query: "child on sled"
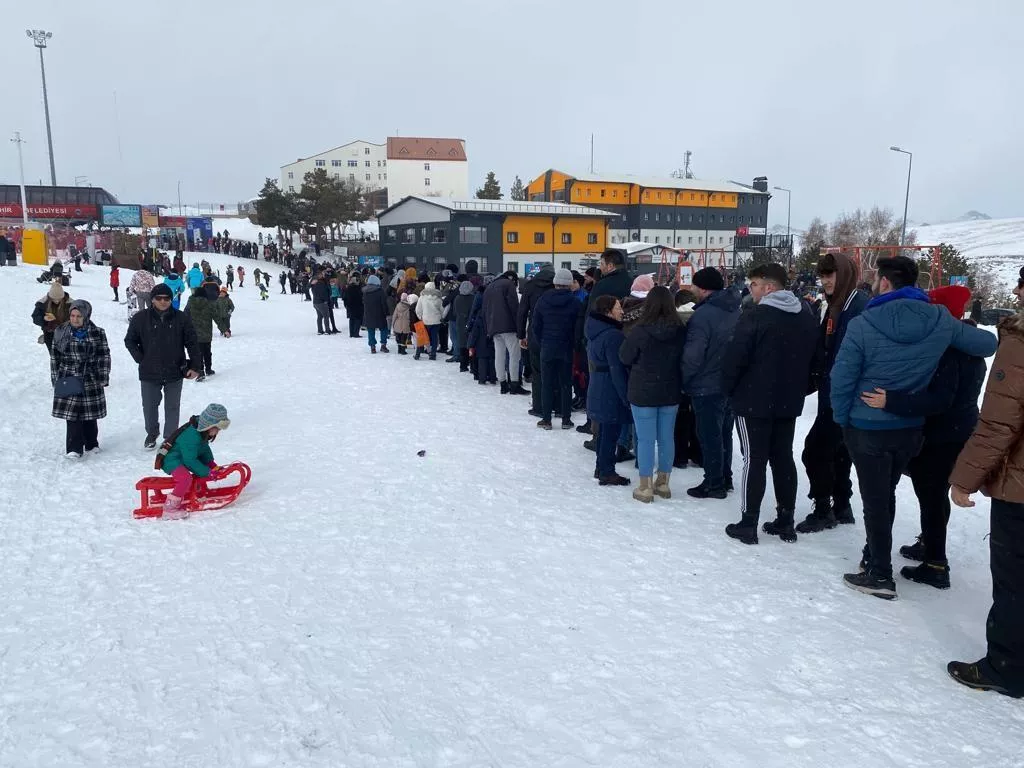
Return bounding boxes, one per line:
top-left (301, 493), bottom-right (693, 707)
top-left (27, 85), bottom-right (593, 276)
top-left (157, 403), bottom-right (231, 519)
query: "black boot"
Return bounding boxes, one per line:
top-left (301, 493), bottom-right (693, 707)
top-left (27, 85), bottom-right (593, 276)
top-left (900, 561), bottom-right (951, 589)
top-left (414, 348), bottom-right (421, 360)
top-left (795, 499), bottom-right (839, 534)
top-left (725, 517), bottom-right (759, 545)
top-left (833, 499), bottom-right (855, 525)
top-left (948, 659), bottom-right (1024, 698)
top-left (576, 419), bottom-right (592, 434)
top-left (398, 345), bottom-right (407, 355)
top-left (762, 509), bottom-right (798, 542)
top-left (687, 482), bottom-right (727, 500)
top-left (510, 381), bottom-right (530, 396)
top-left (599, 473), bottom-right (631, 486)
top-left (615, 445), bottom-right (635, 463)
top-left (500, 380), bottom-right (509, 394)
top-left (899, 536), bottom-right (926, 562)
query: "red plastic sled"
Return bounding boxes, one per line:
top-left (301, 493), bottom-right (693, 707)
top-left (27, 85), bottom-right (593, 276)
top-left (133, 462), bottom-right (252, 519)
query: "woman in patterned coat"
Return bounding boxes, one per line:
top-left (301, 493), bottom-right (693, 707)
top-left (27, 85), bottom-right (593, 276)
top-left (51, 299), bottom-right (111, 458)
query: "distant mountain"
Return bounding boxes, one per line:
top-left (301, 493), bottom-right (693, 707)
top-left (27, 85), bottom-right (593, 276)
top-left (956, 210), bottom-right (992, 222)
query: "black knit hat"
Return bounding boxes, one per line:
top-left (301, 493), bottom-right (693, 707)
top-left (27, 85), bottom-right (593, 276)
top-left (151, 283), bottom-right (173, 299)
top-left (693, 267), bottom-right (724, 292)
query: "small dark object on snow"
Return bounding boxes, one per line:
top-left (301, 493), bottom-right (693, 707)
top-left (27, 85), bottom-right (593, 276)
top-left (417, 450), bottom-right (426, 457)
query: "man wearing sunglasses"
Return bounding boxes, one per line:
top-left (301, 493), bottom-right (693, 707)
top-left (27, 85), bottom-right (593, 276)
top-left (125, 282), bottom-right (202, 450)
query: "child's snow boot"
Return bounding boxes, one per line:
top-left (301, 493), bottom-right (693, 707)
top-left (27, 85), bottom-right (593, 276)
top-left (163, 494), bottom-right (189, 520)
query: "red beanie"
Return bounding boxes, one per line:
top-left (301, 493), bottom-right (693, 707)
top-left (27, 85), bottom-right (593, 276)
top-left (928, 285), bottom-right (971, 318)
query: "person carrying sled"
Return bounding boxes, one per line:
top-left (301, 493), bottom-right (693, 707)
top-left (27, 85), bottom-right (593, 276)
top-left (158, 403), bottom-right (231, 520)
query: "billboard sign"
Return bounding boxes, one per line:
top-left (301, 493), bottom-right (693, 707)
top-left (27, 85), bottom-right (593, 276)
top-left (358, 255), bottom-right (382, 268)
top-left (949, 275), bottom-right (969, 286)
top-left (100, 204), bottom-right (143, 227)
top-left (0, 203), bottom-right (98, 220)
top-left (186, 217), bottom-right (214, 246)
top-left (141, 205), bottom-right (160, 228)
top-left (158, 215), bottom-right (187, 229)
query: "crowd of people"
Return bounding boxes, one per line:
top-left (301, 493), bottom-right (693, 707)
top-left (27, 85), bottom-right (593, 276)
top-left (29, 242), bottom-right (1024, 699)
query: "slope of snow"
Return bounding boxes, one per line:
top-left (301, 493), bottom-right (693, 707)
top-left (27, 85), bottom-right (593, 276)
top-left (1, 256), bottom-right (1021, 767)
top-left (914, 217), bottom-right (1024, 288)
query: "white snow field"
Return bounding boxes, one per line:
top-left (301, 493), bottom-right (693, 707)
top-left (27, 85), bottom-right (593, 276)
top-left (1, 253), bottom-right (1022, 768)
top-left (914, 218), bottom-right (1024, 290)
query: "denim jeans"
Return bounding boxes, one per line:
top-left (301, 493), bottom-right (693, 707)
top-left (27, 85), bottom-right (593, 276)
top-left (631, 404), bottom-right (679, 477)
top-left (596, 420), bottom-right (620, 477)
top-left (691, 394), bottom-right (733, 488)
top-left (448, 319), bottom-right (459, 353)
top-left (427, 324), bottom-right (440, 353)
top-left (367, 327), bottom-right (390, 348)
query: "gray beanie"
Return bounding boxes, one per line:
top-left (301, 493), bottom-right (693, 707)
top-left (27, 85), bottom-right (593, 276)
top-left (553, 268), bottom-right (573, 287)
top-left (459, 280), bottom-right (474, 296)
top-left (69, 299), bottom-right (92, 324)
top-left (197, 403), bottom-right (230, 432)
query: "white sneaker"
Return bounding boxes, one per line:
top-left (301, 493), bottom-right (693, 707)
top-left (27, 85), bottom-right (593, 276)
top-left (163, 495), bottom-right (189, 520)
top-left (86, 447), bottom-right (101, 456)
top-left (64, 451), bottom-right (82, 460)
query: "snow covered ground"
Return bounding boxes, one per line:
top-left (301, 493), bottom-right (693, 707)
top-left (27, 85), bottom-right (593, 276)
top-left (914, 218), bottom-right (1024, 289)
top-left (1, 254), bottom-right (1022, 767)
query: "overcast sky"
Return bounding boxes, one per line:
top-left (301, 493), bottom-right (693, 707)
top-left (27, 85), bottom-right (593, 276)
top-left (4, 0), bottom-right (1021, 228)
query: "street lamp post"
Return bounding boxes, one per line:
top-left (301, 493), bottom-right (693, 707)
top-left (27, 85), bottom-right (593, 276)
top-left (177, 181), bottom-right (183, 216)
top-left (773, 185), bottom-right (792, 268)
top-left (890, 146), bottom-right (913, 247)
top-left (10, 132), bottom-right (30, 225)
top-left (26, 29), bottom-right (57, 187)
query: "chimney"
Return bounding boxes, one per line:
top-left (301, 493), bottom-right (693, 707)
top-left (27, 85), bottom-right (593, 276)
top-left (752, 176), bottom-right (768, 193)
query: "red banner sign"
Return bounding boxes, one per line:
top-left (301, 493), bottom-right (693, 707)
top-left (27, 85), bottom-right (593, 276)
top-left (158, 216), bottom-right (187, 228)
top-left (0, 203), bottom-right (98, 220)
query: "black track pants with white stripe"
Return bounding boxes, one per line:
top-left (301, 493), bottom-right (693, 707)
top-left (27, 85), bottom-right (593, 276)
top-left (735, 415), bottom-right (799, 523)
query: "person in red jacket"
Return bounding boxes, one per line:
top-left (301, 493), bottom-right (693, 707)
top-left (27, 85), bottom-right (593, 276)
top-left (110, 264), bottom-right (120, 302)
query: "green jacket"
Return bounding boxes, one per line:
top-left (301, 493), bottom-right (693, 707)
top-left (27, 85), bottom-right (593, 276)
top-left (184, 293), bottom-right (231, 343)
top-left (162, 425), bottom-right (214, 477)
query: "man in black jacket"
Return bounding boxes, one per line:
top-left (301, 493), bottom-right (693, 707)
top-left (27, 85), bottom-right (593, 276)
top-left (587, 249), bottom-right (632, 312)
top-left (124, 283), bottom-right (201, 449)
top-left (483, 271), bottom-right (527, 394)
top-left (518, 265), bottom-right (555, 415)
top-left (310, 272), bottom-right (334, 335)
top-left (720, 263), bottom-right (820, 544)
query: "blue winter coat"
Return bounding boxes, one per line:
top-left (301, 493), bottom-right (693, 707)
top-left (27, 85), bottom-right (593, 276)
top-left (585, 313), bottom-right (630, 425)
top-left (681, 289), bottom-right (741, 396)
top-left (830, 287), bottom-right (998, 430)
top-left (532, 289), bottom-right (582, 361)
top-left (187, 267), bottom-right (204, 289)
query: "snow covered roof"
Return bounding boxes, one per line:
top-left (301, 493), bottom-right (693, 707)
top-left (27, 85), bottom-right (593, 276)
top-left (612, 241), bottom-right (684, 256)
top-left (281, 139), bottom-right (385, 166)
top-left (384, 196), bottom-right (618, 218)
top-left (560, 170), bottom-right (766, 196)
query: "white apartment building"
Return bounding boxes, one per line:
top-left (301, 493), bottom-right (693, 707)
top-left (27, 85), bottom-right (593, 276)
top-left (279, 139), bottom-right (388, 195)
top-left (384, 137), bottom-right (469, 203)
top-left (278, 137), bottom-right (469, 209)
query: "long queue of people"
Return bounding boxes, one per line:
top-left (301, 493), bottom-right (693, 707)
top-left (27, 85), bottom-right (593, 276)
top-left (315, 249), bottom-right (1024, 699)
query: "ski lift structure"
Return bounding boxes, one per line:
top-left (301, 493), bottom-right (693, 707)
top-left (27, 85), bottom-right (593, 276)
top-left (616, 241), bottom-right (728, 286)
top-left (820, 245), bottom-right (943, 290)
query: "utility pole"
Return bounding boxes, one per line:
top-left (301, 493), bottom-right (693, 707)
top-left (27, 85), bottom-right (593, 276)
top-left (774, 186), bottom-right (792, 269)
top-left (590, 134), bottom-right (594, 174)
top-left (890, 146), bottom-right (913, 247)
top-left (26, 29), bottom-right (57, 186)
top-left (11, 132), bottom-right (30, 225)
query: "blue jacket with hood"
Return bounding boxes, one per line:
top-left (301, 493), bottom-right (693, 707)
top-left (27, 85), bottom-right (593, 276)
top-left (830, 287), bottom-right (997, 429)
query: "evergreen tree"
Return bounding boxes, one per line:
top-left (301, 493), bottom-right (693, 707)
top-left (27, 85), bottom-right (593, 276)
top-left (254, 178), bottom-right (286, 230)
top-left (509, 175), bottom-right (526, 201)
top-left (475, 171), bottom-right (502, 200)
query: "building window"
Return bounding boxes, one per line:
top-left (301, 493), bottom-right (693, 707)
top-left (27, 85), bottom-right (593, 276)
top-left (534, 232), bottom-right (545, 244)
top-left (690, 193), bottom-right (696, 201)
top-left (383, 160), bottom-right (386, 166)
top-left (288, 171), bottom-right (294, 179)
top-left (364, 147), bottom-right (370, 154)
top-left (377, 160), bottom-right (382, 167)
top-left (698, 236), bottom-right (704, 244)
top-left (332, 160), bottom-right (342, 167)
top-left (424, 178), bottom-right (431, 187)
top-left (366, 174), bottom-right (371, 181)
top-left (365, 160), bottom-right (370, 167)
top-left (655, 212), bottom-right (661, 222)
top-left (288, 185), bottom-right (294, 192)
top-left (402, 228), bottom-right (416, 244)
top-left (387, 228), bottom-right (397, 241)
top-left (587, 233), bottom-right (598, 245)
top-left (378, 174), bottom-right (382, 180)
top-left (710, 214), bottom-right (716, 224)
top-left (698, 215), bottom-right (704, 224)
top-left (561, 233), bottom-right (572, 245)
top-left (655, 236), bottom-right (660, 244)
top-left (688, 236), bottom-right (693, 244)
top-left (612, 189), bottom-right (617, 198)
top-left (433, 228), bottom-right (447, 243)
top-left (459, 226), bottom-right (488, 244)
top-left (424, 163), bottom-right (431, 171)
top-left (384, 174), bottom-right (387, 180)
top-left (600, 189), bottom-right (606, 198)
top-left (552, 190), bottom-right (565, 202)
top-left (315, 159), bottom-right (326, 167)
top-left (644, 212), bottom-right (650, 221)
top-left (507, 232), bottom-right (519, 244)
top-left (420, 227), bottom-right (428, 241)
top-left (348, 160), bottom-right (358, 167)
top-left (729, 237), bottom-right (734, 245)
top-left (349, 174), bottom-right (355, 182)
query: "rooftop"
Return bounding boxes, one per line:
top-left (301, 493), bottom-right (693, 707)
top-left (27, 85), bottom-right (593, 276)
top-left (390, 196), bottom-right (618, 218)
top-left (387, 137), bottom-right (467, 162)
top-left (281, 139), bottom-right (384, 166)
top-left (559, 170), bottom-right (766, 196)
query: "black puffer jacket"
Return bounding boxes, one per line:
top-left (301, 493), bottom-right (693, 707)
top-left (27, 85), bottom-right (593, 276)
top-left (362, 284), bottom-right (390, 329)
top-left (720, 290), bottom-right (820, 419)
top-left (618, 322), bottom-right (687, 407)
top-left (124, 306), bottom-right (201, 383)
top-left (883, 341), bottom-right (987, 444)
top-left (517, 267), bottom-right (555, 342)
top-left (587, 267), bottom-right (633, 311)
